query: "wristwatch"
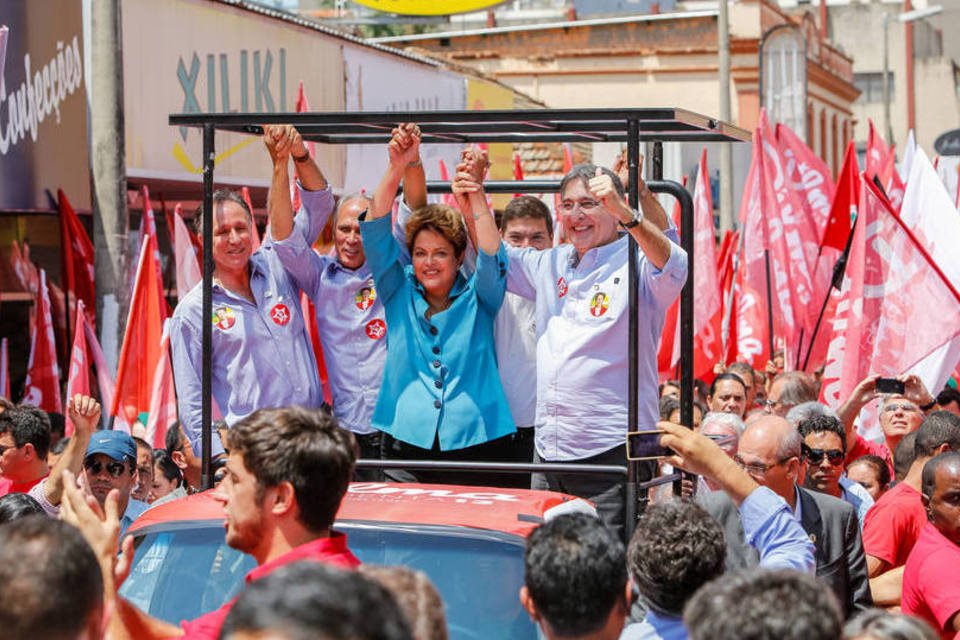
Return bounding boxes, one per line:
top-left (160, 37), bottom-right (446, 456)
top-left (619, 210), bottom-right (643, 230)
top-left (292, 150), bottom-right (311, 163)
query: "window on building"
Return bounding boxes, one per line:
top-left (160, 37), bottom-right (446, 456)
top-left (854, 72), bottom-right (895, 103)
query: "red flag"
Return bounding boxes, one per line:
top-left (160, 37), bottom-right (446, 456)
top-left (657, 177), bottom-right (686, 377)
top-left (865, 120), bottom-right (906, 211)
top-left (58, 190), bottom-right (96, 328)
top-left (513, 151), bottom-right (524, 199)
top-left (173, 204), bottom-right (201, 299)
top-left (111, 239), bottom-right (166, 431)
top-left (84, 320), bottom-right (115, 416)
top-left (821, 142), bottom-right (860, 251)
top-left (22, 270), bottom-right (62, 413)
top-left (241, 187), bottom-right (262, 252)
top-left (776, 123), bottom-right (835, 237)
top-left (300, 293), bottom-right (332, 406)
top-left (820, 177), bottom-right (960, 429)
top-left (64, 299), bottom-right (91, 436)
top-left (145, 326), bottom-right (177, 449)
top-left (691, 151), bottom-right (723, 380)
top-left (289, 81), bottom-right (317, 217)
top-left (0, 338), bottom-right (10, 400)
top-left (138, 185), bottom-right (171, 317)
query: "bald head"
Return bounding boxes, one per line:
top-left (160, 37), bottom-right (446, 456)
top-left (737, 415), bottom-right (803, 502)
top-left (741, 416), bottom-right (801, 457)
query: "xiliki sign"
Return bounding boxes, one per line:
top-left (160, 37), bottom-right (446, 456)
top-left (176, 47), bottom-right (290, 141)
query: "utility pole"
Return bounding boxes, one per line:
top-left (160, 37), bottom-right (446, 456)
top-left (90, 0), bottom-right (129, 373)
top-left (718, 0), bottom-right (735, 231)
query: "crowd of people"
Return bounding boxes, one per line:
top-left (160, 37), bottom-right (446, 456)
top-left (1, 122), bottom-right (960, 639)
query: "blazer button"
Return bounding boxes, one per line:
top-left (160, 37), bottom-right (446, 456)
top-left (432, 346), bottom-right (440, 354)
top-left (434, 379), bottom-right (443, 389)
top-left (429, 326), bottom-right (438, 335)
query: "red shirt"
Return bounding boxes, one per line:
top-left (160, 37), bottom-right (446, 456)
top-left (902, 523), bottom-right (960, 639)
top-left (180, 532), bottom-right (360, 639)
top-left (846, 434), bottom-right (894, 477)
top-left (862, 482), bottom-right (926, 568)
top-left (0, 474), bottom-right (45, 498)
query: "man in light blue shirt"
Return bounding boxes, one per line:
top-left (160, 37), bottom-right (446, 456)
top-left (169, 129), bottom-right (331, 458)
top-left (501, 162), bottom-right (687, 537)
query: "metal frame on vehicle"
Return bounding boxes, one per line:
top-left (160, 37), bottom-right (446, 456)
top-left (168, 107), bottom-right (749, 541)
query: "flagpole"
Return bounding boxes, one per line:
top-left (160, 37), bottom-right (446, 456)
top-left (763, 250), bottom-right (775, 358)
top-left (201, 123), bottom-right (215, 491)
top-left (801, 204), bottom-right (860, 371)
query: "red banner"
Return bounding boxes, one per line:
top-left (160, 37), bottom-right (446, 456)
top-left (64, 299), bottom-right (91, 436)
top-left (145, 327), bottom-right (177, 449)
top-left (865, 120), bottom-right (905, 211)
top-left (22, 270), bottom-right (62, 412)
top-left (58, 190), bottom-right (96, 328)
top-left (692, 150), bottom-right (723, 380)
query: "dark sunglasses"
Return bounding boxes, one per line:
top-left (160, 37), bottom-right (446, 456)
top-left (83, 459), bottom-right (128, 478)
top-left (802, 445), bottom-right (844, 466)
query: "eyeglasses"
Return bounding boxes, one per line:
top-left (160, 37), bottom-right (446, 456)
top-left (802, 445), bottom-right (845, 466)
top-left (762, 399), bottom-right (794, 412)
top-left (558, 199), bottom-right (601, 215)
top-left (734, 455), bottom-right (794, 475)
top-left (882, 402), bottom-right (920, 413)
top-left (83, 459), bottom-right (128, 478)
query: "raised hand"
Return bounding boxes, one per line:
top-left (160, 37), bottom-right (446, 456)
top-left (263, 124), bottom-right (297, 164)
top-left (388, 123), bottom-right (422, 168)
top-left (67, 394), bottom-right (100, 436)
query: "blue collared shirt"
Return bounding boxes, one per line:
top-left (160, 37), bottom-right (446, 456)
top-left (360, 213), bottom-right (515, 450)
top-left (273, 187), bottom-right (385, 435)
top-left (620, 610), bottom-right (687, 640)
top-left (121, 498), bottom-right (149, 538)
top-left (170, 216), bottom-right (325, 456)
top-left (741, 486), bottom-right (816, 572)
top-left (839, 475), bottom-right (875, 529)
top-left (505, 230), bottom-right (687, 461)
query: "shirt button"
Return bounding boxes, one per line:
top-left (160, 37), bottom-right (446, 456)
top-left (432, 346), bottom-right (440, 354)
top-left (433, 360), bottom-right (441, 368)
top-left (434, 400), bottom-right (442, 409)
top-left (429, 326), bottom-right (438, 335)
top-left (434, 379), bottom-right (442, 389)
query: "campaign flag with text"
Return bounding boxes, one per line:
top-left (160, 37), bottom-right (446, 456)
top-left (137, 185), bottom-right (170, 316)
top-left (173, 204), bottom-right (201, 299)
top-left (820, 177), bottom-right (960, 438)
top-left (691, 150), bottom-right (723, 380)
top-left (64, 299), bottom-right (91, 436)
top-left (84, 321), bottom-right (115, 418)
top-left (58, 190), bottom-right (96, 327)
top-left (865, 120), bottom-right (905, 211)
top-left (22, 270), bottom-right (62, 413)
top-left (145, 325), bottom-right (178, 449)
top-left (112, 239), bottom-right (166, 432)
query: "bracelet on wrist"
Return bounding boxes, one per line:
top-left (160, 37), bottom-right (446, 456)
top-left (408, 159), bottom-right (423, 168)
top-left (292, 151), bottom-right (311, 163)
top-left (919, 399), bottom-right (937, 412)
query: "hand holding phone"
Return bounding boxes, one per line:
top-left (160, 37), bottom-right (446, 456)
top-left (875, 377), bottom-right (905, 395)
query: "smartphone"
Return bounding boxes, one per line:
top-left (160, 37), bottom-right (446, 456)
top-left (876, 377), bottom-right (905, 395)
top-left (626, 430), bottom-right (672, 461)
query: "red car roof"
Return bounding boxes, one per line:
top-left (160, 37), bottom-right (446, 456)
top-left (129, 482), bottom-right (581, 539)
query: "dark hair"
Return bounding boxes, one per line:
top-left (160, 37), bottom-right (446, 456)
top-left (843, 608), bottom-right (938, 640)
top-left (0, 405), bottom-right (51, 459)
top-left (359, 565), bottom-right (448, 640)
top-left (0, 516), bottom-right (103, 640)
top-left (726, 362), bottom-right (756, 388)
top-left (0, 396), bottom-right (14, 411)
top-left (659, 379), bottom-right (680, 395)
top-left (914, 411), bottom-right (960, 458)
top-left (797, 414), bottom-right (847, 454)
top-left (894, 432), bottom-right (919, 482)
top-left (501, 196), bottom-right (553, 237)
top-left (936, 386), bottom-right (960, 409)
top-left (192, 188), bottom-right (252, 236)
top-left (710, 372), bottom-right (747, 397)
top-left (848, 455), bottom-right (891, 491)
top-left (153, 449), bottom-right (183, 488)
top-left (685, 569), bottom-right (842, 640)
top-left (524, 513), bottom-right (626, 637)
top-left (221, 562), bottom-right (412, 640)
top-left (921, 451), bottom-right (960, 501)
top-left (226, 407), bottom-right (355, 532)
top-left (405, 204), bottom-right (468, 259)
top-left (769, 371), bottom-right (820, 407)
top-left (45, 412), bottom-right (65, 440)
top-left (659, 395), bottom-right (681, 421)
top-left (49, 436), bottom-right (70, 457)
top-left (0, 493), bottom-right (45, 524)
top-left (165, 421), bottom-right (185, 457)
top-left (628, 502), bottom-right (725, 615)
top-left (132, 436), bottom-right (152, 454)
top-left (559, 163), bottom-right (625, 200)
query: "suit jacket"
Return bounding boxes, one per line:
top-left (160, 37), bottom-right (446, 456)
top-left (698, 486), bottom-right (872, 618)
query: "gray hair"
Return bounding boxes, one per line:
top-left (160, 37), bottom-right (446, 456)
top-left (842, 608), bottom-right (938, 640)
top-left (700, 411), bottom-right (746, 438)
top-left (785, 402), bottom-right (838, 429)
top-left (771, 372), bottom-right (820, 407)
top-left (334, 192), bottom-right (374, 225)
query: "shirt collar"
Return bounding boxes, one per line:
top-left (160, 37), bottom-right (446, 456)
top-left (566, 233), bottom-right (626, 269)
top-left (791, 485), bottom-right (803, 522)
top-left (246, 533), bottom-right (351, 583)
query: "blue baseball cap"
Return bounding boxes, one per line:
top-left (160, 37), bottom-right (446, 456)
top-left (84, 430), bottom-right (137, 464)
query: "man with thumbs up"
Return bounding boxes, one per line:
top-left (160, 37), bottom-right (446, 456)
top-left (499, 162), bottom-right (687, 538)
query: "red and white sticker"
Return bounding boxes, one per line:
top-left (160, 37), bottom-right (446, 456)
top-left (270, 303), bottom-right (291, 326)
top-left (557, 277), bottom-right (568, 298)
top-left (365, 319), bottom-right (386, 340)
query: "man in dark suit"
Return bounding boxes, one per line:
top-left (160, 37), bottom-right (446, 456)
top-left (699, 415), bottom-right (872, 618)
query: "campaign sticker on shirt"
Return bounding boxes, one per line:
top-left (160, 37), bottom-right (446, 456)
top-left (270, 303), bottom-right (291, 326)
top-left (589, 292), bottom-right (609, 317)
top-left (212, 306), bottom-right (236, 331)
top-left (557, 277), bottom-right (568, 298)
top-left (355, 285), bottom-right (377, 311)
top-left (365, 319), bottom-right (386, 340)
